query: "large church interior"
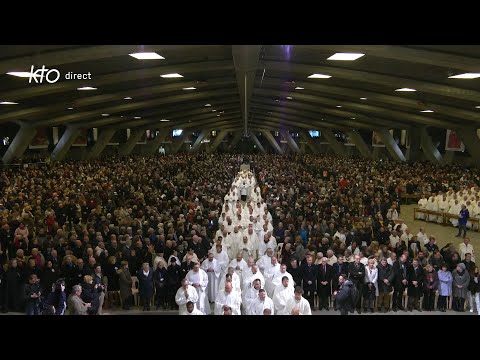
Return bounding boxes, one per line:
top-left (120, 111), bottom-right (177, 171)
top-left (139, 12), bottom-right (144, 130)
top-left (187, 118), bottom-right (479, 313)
top-left (1, 45), bottom-right (479, 315)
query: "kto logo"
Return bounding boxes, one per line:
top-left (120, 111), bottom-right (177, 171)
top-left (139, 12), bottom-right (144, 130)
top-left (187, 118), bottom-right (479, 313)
top-left (28, 65), bottom-right (92, 84)
top-left (29, 65), bottom-right (60, 83)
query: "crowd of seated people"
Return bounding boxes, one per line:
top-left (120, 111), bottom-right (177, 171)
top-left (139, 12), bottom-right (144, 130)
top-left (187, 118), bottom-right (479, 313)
top-left (0, 153), bottom-right (478, 315)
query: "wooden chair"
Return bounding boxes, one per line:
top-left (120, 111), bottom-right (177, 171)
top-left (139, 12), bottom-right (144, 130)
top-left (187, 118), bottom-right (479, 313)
top-left (131, 276), bottom-right (140, 306)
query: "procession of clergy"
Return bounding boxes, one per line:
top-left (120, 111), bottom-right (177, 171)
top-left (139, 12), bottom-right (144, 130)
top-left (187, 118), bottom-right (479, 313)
top-left (175, 169), bottom-right (310, 315)
top-left (416, 188), bottom-right (480, 228)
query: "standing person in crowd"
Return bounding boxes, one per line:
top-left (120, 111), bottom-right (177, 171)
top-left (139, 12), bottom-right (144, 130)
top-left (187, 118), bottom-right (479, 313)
top-left (186, 262), bottom-right (209, 314)
top-left (153, 260), bottom-right (168, 310)
top-left (300, 254), bottom-right (317, 311)
top-left (423, 264), bottom-right (438, 311)
top-left (377, 257), bottom-right (394, 313)
top-left (118, 261), bottom-right (133, 310)
top-left (166, 257), bottom-right (182, 310)
top-left (333, 275), bottom-right (354, 315)
top-left (456, 205), bottom-right (469, 238)
top-left (285, 286), bottom-right (312, 315)
top-left (175, 278), bottom-right (199, 315)
top-left (363, 259), bottom-right (378, 313)
top-left (348, 255), bottom-right (365, 314)
top-left (392, 254), bottom-right (408, 312)
top-left (316, 257), bottom-right (333, 311)
top-left (407, 259), bottom-right (424, 312)
top-left (468, 266), bottom-right (480, 315)
top-left (43, 279), bottom-right (66, 315)
top-left (452, 263), bottom-right (470, 312)
top-left (437, 263), bottom-right (453, 312)
top-left (137, 262), bottom-right (154, 311)
top-left (24, 274), bottom-right (42, 315)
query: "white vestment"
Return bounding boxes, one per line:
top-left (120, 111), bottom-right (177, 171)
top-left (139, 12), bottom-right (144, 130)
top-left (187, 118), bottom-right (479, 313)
top-left (185, 308), bottom-right (205, 315)
top-left (242, 269), bottom-right (265, 291)
top-left (285, 296), bottom-right (312, 315)
top-left (186, 269), bottom-right (209, 315)
top-left (228, 258), bottom-right (248, 280)
top-left (263, 263), bottom-right (280, 298)
top-left (273, 284), bottom-right (295, 315)
top-left (201, 258), bottom-right (221, 302)
top-left (218, 272), bottom-right (242, 296)
top-left (249, 296), bottom-right (275, 315)
top-left (175, 285), bottom-right (199, 315)
top-left (214, 289), bottom-right (242, 315)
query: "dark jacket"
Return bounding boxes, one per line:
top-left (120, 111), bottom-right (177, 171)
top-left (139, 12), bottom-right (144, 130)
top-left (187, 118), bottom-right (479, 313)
top-left (348, 262), bottom-right (365, 286)
top-left (377, 263), bottom-right (394, 293)
top-left (335, 279), bottom-right (354, 314)
top-left (137, 268), bottom-right (154, 298)
top-left (423, 269), bottom-right (439, 292)
top-left (407, 265), bottom-right (425, 296)
top-left (392, 260), bottom-right (408, 288)
top-left (300, 262), bottom-right (317, 291)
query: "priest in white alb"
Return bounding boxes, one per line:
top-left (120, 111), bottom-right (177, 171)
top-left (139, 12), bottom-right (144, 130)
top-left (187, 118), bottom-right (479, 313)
top-left (186, 263), bottom-right (210, 315)
top-left (175, 278), bottom-right (199, 315)
top-left (285, 286), bottom-right (312, 315)
top-left (248, 289), bottom-right (275, 315)
top-left (215, 281), bottom-right (242, 315)
top-left (201, 251), bottom-right (221, 303)
top-left (273, 276), bottom-right (295, 315)
top-left (263, 256), bottom-right (281, 298)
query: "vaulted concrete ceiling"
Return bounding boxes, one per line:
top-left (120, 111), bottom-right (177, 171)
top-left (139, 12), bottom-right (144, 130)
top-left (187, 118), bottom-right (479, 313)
top-left (1, 45), bottom-right (480, 134)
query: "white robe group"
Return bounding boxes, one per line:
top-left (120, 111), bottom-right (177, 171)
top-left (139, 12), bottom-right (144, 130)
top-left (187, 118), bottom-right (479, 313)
top-left (185, 269), bottom-right (210, 315)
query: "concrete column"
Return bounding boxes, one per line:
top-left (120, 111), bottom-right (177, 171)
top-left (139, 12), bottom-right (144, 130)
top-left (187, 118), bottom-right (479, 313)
top-left (172, 132), bottom-right (187, 153)
top-left (444, 150), bottom-right (455, 164)
top-left (419, 127), bottom-right (443, 164)
top-left (375, 128), bottom-right (406, 161)
top-left (406, 128), bottom-right (421, 161)
top-left (118, 129), bottom-right (145, 156)
top-left (299, 130), bottom-right (319, 154)
top-left (2, 123), bottom-right (38, 164)
top-left (262, 130), bottom-right (283, 154)
top-left (190, 129), bottom-right (209, 152)
top-left (145, 129), bottom-right (170, 155)
top-left (281, 130), bottom-right (301, 153)
top-left (321, 129), bottom-right (346, 156)
top-left (207, 131), bottom-right (228, 154)
top-left (251, 133), bottom-right (266, 153)
top-left (456, 127), bottom-right (480, 164)
top-left (346, 130), bottom-right (372, 159)
top-left (51, 126), bottom-right (81, 162)
top-left (228, 131), bottom-right (243, 151)
top-left (300, 142), bottom-right (306, 154)
top-left (86, 128), bottom-right (116, 160)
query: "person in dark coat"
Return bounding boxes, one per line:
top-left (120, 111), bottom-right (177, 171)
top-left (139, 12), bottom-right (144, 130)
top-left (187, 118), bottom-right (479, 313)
top-left (4, 259), bottom-right (24, 312)
top-left (287, 258), bottom-right (302, 289)
top-left (452, 262), bottom-right (470, 312)
top-left (153, 261), bottom-right (168, 310)
top-left (376, 258), bottom-right (394, 312)
top-left (80, 275), bottom-right (100, 315)
top-left (118, 261), bottom-right (133, 310)
top-left (334, 275), bottom-right (353, 315)
top-left (40, 260), bottom-right (59, 299)
top-left (24, 274), bottom-right (42, 315)
top-left (332, 256), bottom-right (349, 292)
top-left (316, 257), bottom-right (333, 310)
top-left (407, 259), bottom-right (425, 311)
top-left (392, 254), bottom-right (408, 312)
top-left (43, 279), bottom-right (67, 315)
top-left (137, 262), bottom-right (154, 311)
top-left (300, 254), bottom-right (317, 310)
top-left (166, 257), bottom-right (182, 310)
top-left (347, 254), bottom-right (365, 313)
top-left (422, 264), bottom-right (438, 311)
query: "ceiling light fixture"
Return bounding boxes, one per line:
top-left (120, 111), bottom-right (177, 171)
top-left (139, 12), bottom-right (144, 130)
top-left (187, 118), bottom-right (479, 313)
top-left (129, 52), bottom-right (165, 60)
top-left (360, 97), bottom-right (367, 100)
top-left (0, 101), bottom-right (18, 105)
top-left (182, 87), bottom-right (196, 90)
top-left (77, 86), bottom-right (97, 90)
top-left (67, 107), bottom-right (74, 110)
top-left (134, 116), bottom-right (141, 119)
top-left (336, 105), bottom-right (342, 108)
top-left (286, 96), bottom-right (293, 100)
top-left (448, 73), bottom-right (480, 79)
top-left (307, 74), bottom-right (332, 79)
top-left (124, 97), bottom-right (133, 100)
top-left (295, 87), bottom-right (304, 90)
top-left (420, 110), bottom-right (434, 113)
top-left (395, 88), bottom-right (416, 92)
top-left (161, 73), bottom-right (183, 78)
top-left (160, 119), bottom-right (170, 122)
top-left (205, 104), bottom-right (212, 107)
top-left (327, 52), bottom-right (365, 61)
top-left (101, 113), bottom-right (110, 116)
top-left (212, 109), bottom-right (217, 112)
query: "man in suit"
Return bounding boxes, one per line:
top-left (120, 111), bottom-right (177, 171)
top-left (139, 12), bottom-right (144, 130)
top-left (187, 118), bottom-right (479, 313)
top-left (316, 257), bottom-right (333, 310)
top-left (407, 259), bottom-right (424, 311)
top-left (348, 255), bottom-right (365, 314)
top-left (392, 254), bottom-right (409, 312)
top-left (332, 256), bottom-right (349, 292)
top-left (300, 254), bottom-right (317, 310)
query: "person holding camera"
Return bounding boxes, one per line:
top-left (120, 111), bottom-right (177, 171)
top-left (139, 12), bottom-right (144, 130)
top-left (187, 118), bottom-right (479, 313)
top-left (43, 279), bottom-right (66, 315)
top-left (24, 274), bottom-right (42, 315)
